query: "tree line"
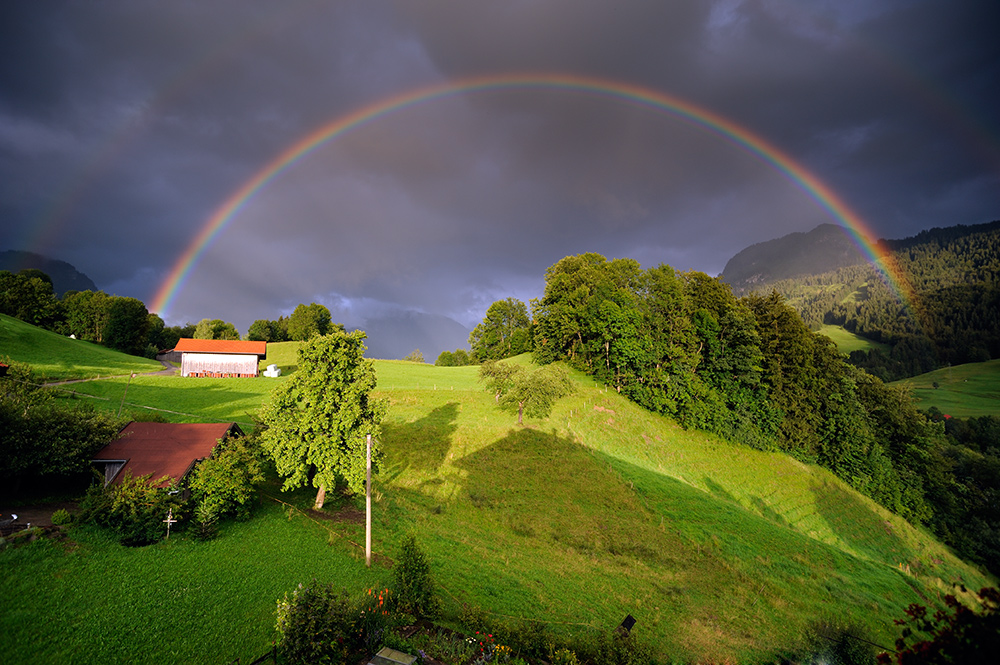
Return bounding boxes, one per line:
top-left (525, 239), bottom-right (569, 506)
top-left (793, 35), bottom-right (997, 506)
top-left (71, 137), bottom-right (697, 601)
top-left (0, 268), bottom-right (345, 356)
top-left (511, 252), bottom-right (997, 574)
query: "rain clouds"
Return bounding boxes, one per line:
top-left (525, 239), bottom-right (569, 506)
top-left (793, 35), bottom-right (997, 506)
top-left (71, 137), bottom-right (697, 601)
top-left (1, 0), bottom-right (998, 338)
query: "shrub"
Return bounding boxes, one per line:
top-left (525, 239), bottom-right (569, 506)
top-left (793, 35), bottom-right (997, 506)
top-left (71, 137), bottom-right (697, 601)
top-left (188, 433), bottom-right (264, 521)
top-left (392, 534), bottom-right (440, 620)
top-left (191, 502), bottom-right (219, 542)
top-left (80, 472), bottom-right (183, 546)
top-left (275, 581), bottom-right (354, 664)
top-left (50, 508), bottom-right (72, 526)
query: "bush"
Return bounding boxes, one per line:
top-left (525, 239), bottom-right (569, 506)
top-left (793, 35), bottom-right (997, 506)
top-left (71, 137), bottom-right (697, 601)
top-left (274, 582), bottom-right (394, 663)
top-left (188, 433), bottom-right (264, 521)
top-left (50, 508), bottom-right (72, 526)
top-left (80, 472), bottom-right (183, 546)
top-left (276, 581), bottom-right (354, 664)
top-left (392, 534), bottom-right (440, 620)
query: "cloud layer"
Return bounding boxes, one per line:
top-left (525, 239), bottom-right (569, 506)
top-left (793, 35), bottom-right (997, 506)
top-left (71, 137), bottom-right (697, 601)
top-left (1, 0), bottom-right (997, 335)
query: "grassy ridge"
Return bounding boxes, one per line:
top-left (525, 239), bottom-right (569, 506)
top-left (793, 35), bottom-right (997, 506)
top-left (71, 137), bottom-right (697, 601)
top-left (1, 332), bottom-right (995, 662)
top-left (892, 359), bottom-right (1000, 417)
top-left (817, 324), bottom-right (891, 356)
top-left (0, 313), bottom-right (162, 381)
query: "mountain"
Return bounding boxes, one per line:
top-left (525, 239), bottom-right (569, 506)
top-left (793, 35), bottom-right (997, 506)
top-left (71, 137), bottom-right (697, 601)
top-left (0, 250), bottom-right (99, 296)
top-left (720, 223), bottom-right (868, 294)
top-left (352, 310), bottom-right (470, 361)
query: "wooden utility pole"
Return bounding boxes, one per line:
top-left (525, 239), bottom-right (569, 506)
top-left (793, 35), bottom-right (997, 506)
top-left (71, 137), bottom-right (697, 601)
top-left (366, 433), bottom-right (372, 567)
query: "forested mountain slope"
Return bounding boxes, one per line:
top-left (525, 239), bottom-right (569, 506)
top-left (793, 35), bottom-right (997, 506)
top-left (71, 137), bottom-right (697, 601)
top-left (730, 220), bottom-right (1000, 381)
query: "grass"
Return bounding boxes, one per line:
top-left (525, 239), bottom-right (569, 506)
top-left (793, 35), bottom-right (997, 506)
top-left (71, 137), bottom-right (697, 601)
top-left (1, 326), bottom-right (995, 663)
top-left (817, 324), bottom-right (891, 356)
top-left (892, 359), bottom-right (1000, 418)
top-left (0, 313), bottom-right (162, 381)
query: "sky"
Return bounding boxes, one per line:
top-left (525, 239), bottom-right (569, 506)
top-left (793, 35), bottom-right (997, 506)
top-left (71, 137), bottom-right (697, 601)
top-left (1, 0), bottom-right (998, 340)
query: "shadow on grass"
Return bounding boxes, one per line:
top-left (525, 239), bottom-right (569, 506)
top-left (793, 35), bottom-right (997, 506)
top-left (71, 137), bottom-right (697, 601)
top-left (808, 476), bottom-right (913, 568)
top-left (382, 402), bottom-right (459, 480)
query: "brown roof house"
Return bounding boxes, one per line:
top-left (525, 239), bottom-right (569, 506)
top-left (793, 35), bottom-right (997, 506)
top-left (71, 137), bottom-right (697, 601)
top-left (174, 338), bottom-right (267, 378)
top-left (92, 421), bottom-right (243, 488)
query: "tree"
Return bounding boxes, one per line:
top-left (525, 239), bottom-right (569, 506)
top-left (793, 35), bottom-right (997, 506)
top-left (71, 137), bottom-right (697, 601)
top-left (259, 331), bottom-right (387, 509)
top-left (403, 349), bottom-right (424, 363)
top-left (479, 360), bottom-right (573, 425)
top-left (0, 270), bottom-right (57, 325)
top-left (469, 297), bottom-right (531, 362)
top-left (194, 318), bottom-right (240, 340)
top-left (286, 303), bottom-right (339, 341)
top-left (103, 296), bottom-right (150, 355)
top-left (62, 290), bottom-right (111, 342)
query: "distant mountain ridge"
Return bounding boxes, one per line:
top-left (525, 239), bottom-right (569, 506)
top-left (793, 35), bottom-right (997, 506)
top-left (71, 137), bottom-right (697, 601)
top-left (720, 224), bottom-right (868, 294)
top-left (350, 310), bottom-right (470, 361)
top-left (0, 250), bottom-right (98, 296)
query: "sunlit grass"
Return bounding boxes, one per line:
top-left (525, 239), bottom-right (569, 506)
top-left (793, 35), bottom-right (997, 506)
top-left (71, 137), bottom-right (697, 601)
top-left (817, 324), bottom-right (891, 355)
top-left (3, 347), bottom-right (994, 662)
top-left (0, 313), bottom-right (162, 381)
top-left (893, 359), bottom-right (1000, 417)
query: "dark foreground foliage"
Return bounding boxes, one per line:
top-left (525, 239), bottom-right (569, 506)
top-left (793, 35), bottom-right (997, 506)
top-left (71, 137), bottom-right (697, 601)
top-left (877, 587), bottom-right (1000, 664)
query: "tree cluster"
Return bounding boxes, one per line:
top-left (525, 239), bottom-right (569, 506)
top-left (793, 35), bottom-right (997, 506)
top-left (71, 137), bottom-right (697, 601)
top-left (435, 348), bottom-right (473, 366)
top-left (0, 359), bottom-right (126, 495)
top-left (529, 253), bottom-right (1000, 573)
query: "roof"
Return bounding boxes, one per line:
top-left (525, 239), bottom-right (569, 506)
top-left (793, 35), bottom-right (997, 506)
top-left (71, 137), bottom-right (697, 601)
top-left (174, 338), bottom-right (267, 357)
top-left (93, 422), bottom-right (242, 487)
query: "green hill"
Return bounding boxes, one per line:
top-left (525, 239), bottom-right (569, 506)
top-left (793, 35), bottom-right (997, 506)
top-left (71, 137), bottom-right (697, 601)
top-left (1, 312), bottom-right (162, 381)
top-left (892, 359), bottom-right (1000, 418)
top-left (6, 348), bottom-right (992, 663)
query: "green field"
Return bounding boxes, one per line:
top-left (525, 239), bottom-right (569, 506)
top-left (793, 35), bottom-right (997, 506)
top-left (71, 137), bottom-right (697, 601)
top-left (1, 313), bottom-right (162, 381)
top-left (893, 359), bottom-right (1000, 417)
top-left (817, 324), bottom-right (891, 355)
top-left (0, 329), bottom-right (995, 663)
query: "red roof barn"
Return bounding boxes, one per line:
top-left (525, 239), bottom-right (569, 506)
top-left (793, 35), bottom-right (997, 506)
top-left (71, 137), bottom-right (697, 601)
top-left (92, 421), bottom-right (243, 487)
top-left (174, 338), bottom-right (267, 378)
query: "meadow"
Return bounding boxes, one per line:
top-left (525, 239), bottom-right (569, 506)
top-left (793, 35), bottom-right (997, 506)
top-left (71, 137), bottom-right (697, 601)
top-left (0, 313), bottom-right (162, 381)
top-left (817, 324), bottom-right (892, 356)
top-left (1, 336), bottom-right (995, 663)
top-left (892, 359), bottom-right (1000, 418)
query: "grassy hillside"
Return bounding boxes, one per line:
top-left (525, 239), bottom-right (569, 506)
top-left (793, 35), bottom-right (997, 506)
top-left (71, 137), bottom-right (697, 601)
top-left (817, 324), bottom-right (891, 355)
top-left (1, 347), bottom-right (994, 662)
top-left (1, 313), bottom-right (162, 381)
top-left (892, 359), bottom-right (1000, 417)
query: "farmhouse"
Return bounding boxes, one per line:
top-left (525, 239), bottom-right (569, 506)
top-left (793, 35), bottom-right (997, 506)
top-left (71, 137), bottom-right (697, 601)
top-left (174, 338), bottom-right (267, 377)
top-left (92, 421), bottom-right (243, 488)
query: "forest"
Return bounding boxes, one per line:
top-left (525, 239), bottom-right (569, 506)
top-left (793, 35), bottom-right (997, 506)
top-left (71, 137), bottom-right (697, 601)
top-left (765, 221), bottom-right (1000, 381)
top-left (522, 253), bottom-right (999, 574)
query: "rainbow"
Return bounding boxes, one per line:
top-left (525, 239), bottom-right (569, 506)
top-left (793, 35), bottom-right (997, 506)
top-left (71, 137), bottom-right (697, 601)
top-left (151, 72), bottom-right (914, 317)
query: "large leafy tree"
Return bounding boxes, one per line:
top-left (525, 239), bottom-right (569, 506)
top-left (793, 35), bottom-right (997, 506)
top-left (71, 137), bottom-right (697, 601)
top-left (478, 360), bottom-right (573, 425)
top-left (259, 331), bottom-right (387, 509)
top-left (103, 296), bottom-right (150, 355)
top-left (0, 270), bottom-right (58, 325)
top-left (286, 303), bottom-right (340, 341)
top-left (194, 318), bottom-right (240, 340)
top-left (469, 297), bottom-right (532, 362)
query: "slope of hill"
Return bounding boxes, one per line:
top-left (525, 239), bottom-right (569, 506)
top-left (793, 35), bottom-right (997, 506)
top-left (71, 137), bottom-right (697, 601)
top-left (892, 359), bottom-right (1000, 418)
top-left (0, 249), bottom-right (99, 295)
top-left (720, 224), bottom-right (868, 295)
top-left (0, 313), bottom-right (161, 380)
top-left (23, 354), bottom-right (992, 662)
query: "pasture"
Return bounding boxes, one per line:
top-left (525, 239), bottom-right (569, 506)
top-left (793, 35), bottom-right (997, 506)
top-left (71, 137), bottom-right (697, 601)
top-left (893, 359), bottom-right (1000, 418)
top-left (0, 337), bottom-right (994, 663)
top-left (817, 324), bottom-right (892, 356)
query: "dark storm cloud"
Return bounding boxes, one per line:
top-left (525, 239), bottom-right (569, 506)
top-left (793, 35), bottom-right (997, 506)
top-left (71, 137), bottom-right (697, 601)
top-left (1, 0), bottom-right (997, 340)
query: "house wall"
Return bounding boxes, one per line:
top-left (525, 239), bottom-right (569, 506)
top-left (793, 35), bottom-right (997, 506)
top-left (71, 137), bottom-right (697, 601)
top-left (181, 352), bottom-right (259, 377)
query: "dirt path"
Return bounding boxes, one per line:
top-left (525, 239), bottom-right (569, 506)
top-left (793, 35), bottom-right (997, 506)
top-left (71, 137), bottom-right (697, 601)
top-left (0, 500), bottom-right (78, 528)
top-left (43, 359), bottom-right (178, 387)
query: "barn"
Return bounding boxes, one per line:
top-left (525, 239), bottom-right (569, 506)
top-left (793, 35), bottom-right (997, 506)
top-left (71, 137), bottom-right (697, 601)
top-left (92, 421), bottom-right (243, 488)
top-left (174, 338), bottom-right (267, 377)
